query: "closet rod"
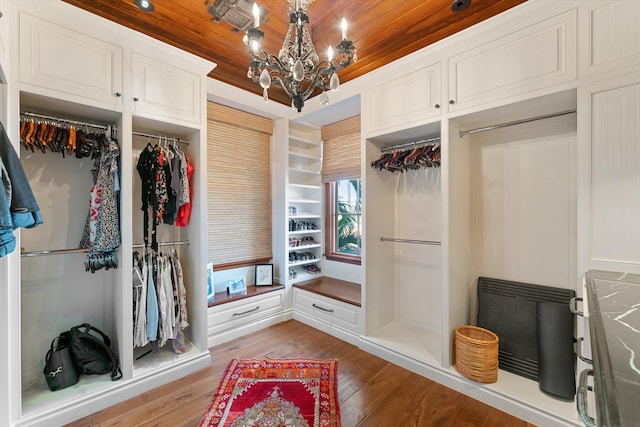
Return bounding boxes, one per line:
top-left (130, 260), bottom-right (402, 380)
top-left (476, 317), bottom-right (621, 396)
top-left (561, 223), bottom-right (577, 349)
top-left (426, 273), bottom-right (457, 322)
top-left (21, 112), bottom-right (110, 130)
top-left (21, 247), bottom-right (90, 257)
top-left (458, 109), bottom-right (576, 137)
top-left (131, 240), bottom-right (190, 249)
top-left (381, 136), bottom-right (441, 154)
top-left (133, 131), bottom-right (190, 145)
top-left (380, 237), bottom-right (441, 246)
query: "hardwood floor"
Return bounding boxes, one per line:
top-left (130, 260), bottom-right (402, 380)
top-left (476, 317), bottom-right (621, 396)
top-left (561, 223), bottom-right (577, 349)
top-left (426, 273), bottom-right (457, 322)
top-left (65, 320), bottom-right (536, 427)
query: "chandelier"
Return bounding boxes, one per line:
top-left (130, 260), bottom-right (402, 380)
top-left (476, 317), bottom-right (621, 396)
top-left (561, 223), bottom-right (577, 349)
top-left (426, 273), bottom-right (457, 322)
top-left (245, 0), bottom-right (357, 112)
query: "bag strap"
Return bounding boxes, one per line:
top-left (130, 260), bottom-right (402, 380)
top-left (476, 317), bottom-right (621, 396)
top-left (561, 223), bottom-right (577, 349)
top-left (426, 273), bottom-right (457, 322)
top-left (75, 323), bottom-right (112, 347)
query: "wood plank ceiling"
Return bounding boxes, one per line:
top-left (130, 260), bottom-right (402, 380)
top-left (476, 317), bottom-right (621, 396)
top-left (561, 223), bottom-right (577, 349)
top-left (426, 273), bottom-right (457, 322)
top-left (62, 0), bottom-right (527, 106)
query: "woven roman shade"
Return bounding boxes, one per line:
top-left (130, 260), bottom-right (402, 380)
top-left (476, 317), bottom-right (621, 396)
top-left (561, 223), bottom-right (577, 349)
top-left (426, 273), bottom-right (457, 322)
top-left (207, 102), bottom-right (273, 269)
top-left (321, 115), bottom-right (361, 182)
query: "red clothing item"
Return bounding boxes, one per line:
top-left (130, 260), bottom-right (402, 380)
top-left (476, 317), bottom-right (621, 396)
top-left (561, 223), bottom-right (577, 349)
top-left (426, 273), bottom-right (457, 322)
top-left (176, 156), bottom-right (193, 227)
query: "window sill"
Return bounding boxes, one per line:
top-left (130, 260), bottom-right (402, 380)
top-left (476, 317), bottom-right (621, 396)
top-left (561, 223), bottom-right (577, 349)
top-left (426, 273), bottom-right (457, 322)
top-left (325, 253), bottom-right (361, 265)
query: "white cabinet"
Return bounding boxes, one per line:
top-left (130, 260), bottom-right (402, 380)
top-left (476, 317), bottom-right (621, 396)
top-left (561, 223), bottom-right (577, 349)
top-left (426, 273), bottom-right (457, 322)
top-left (131, 52), bottom-right (202, 125)
top-left (293, 288), bottom-right (360, 336)
top-left (287, 125), bottom-right (323, 284)
top-left (364, 63), bottom-right (441, 137)
top-left (19, 13), bottom-right (123, 108)
top-left (579, 74), bottom-right (640, 273)
top-left (447, 9), bottom-right (577, 114)
top-left (581, 0), bottom-right (640, 79)
top-left (207, 290), bottom-right (286, 347)
top-left (3, 2), bottom-right (214, 426)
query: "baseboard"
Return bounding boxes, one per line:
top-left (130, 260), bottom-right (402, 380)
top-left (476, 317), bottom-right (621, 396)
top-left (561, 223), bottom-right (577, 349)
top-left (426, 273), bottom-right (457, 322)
top-left (358, 336), bottom-right (580, 427)
top-left (16, 352), bottom-right (211, 427)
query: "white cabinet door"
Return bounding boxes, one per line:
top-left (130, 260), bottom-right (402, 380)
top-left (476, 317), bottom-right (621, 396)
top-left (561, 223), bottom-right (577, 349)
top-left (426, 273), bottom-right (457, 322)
top-left (19, 13), bottom-right (123, 107)
top-left (364, 63), bottom-right (441, 137)
top-left (583, 0), bottom-right (640, 78)
top-left (131, 52), bottom-right (201, 125)
top-left (448, 9), bottom-right (577, 113)
top-left (583, 76), bottom-right (640, 270)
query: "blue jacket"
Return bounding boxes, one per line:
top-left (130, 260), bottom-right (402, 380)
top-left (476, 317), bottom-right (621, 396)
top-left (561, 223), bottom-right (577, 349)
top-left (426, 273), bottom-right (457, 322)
top-left (0, 123), bottom-right (43, 257)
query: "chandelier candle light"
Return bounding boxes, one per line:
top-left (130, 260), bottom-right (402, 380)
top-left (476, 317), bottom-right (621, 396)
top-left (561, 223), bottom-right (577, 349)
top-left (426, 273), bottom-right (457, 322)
top-left (245, 0), bottom-right (357, 112)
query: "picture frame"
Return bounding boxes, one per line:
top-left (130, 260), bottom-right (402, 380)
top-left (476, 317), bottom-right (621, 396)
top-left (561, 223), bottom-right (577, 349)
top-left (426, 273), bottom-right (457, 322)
top-left (255, 264), bottom-right (274, 286)
top-left (207, 262), bottom-right (215, 303)
top-left (227, 277), bottom-right (247, 295)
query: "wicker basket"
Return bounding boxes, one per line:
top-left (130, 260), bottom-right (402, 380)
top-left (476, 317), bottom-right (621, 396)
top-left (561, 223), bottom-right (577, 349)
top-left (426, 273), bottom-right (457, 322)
top-left (455, 325), bottom-right (499, 383)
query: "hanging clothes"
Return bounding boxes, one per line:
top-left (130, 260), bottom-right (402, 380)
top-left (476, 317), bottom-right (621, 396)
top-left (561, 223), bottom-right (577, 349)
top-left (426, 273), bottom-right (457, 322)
top-left (79, 130), bottom-right (121, 272)
top-left (133, 249), bottom-right (188, 354)
top-left (175, 154), bottom-right (193, 227)
top-left (0, 122), bottom-right (43, 257)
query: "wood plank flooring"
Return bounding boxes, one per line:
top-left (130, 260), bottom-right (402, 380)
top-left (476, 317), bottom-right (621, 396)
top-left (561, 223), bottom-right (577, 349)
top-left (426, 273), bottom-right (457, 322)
top-left (65, 320), bottom-right (536, 427)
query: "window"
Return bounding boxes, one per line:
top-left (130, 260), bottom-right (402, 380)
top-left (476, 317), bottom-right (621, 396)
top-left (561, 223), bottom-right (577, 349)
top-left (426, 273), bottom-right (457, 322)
top-left (207, 102), bottom-right (273, 270)
top-left (325, 179), bottom-right (362, 264)
top-left (321, 115), bottom-right (361, 265)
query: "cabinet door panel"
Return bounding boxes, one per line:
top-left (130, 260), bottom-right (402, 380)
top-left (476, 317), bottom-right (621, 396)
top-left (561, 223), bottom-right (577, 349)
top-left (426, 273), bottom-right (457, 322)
top-left (448, 9), bottom-right (577, 112)
top-left (588, 0), bottom-right (640, 76)
top-left (19, 13), bottom-right (122, 106)
top-left (131, 53), bottom-right (200, 124)
top-left (365, 64), bottom-right (441, 136)
top-left (589, 81), bottom-right (640, 264)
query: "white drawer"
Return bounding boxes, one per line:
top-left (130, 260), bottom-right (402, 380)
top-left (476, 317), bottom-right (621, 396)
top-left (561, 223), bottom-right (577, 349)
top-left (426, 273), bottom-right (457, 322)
top-left (293, 288), bottom-right (360, 333)
top-left (208, 291), bottom-right (284, 335)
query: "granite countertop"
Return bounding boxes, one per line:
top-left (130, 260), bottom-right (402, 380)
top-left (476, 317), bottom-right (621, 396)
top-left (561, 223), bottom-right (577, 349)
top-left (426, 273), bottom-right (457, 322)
top-left (585, 270), bottom-right (640, 427)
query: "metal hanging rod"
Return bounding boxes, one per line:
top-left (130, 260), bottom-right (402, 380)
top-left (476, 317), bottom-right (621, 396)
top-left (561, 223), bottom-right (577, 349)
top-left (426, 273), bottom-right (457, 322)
top-left (459, 109), bottom-right (577, 137)
top-left (133, 131), bottom-right (190, 145)
top-left (381, 136), bottom-right (441, 154)
top-left (21, 247), bottom-right (90, 257)
top-left (380, 237), bottom-right (441, 246)
top-left (132, 240), bottom-right (190, 249)
top-left (21, 112), bottom-right (111, 130)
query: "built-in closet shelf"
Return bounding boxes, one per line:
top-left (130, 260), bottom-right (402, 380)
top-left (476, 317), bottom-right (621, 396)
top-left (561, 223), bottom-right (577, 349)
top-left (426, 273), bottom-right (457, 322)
top-left (132, 340), bottom-right (200, 377)
top-left (289, 168), bottom-right (320, 175)
top-left (289, 183), bottom-right (321, 190)
top-left (289, 151), bottom-right (319, 161)
top-left (207, 284), bottom-right (285, 307)
top-left (364, 320), bottom-right (441, 367)
top-left (289, 214), bottom-right (321, 219)
top-left (289, 259), bottom-right (321, 267)
top-left (289, 229), bottom-right (321, 235)
top-left (288, 244), bottom-right (321, 252)
top-left (288, 198), bottom-right (321, 204)
top-left (289, 135), bottom-right (321, 148)
top-left (293, 277), bottom-right (361, 307)
top-left (444, 366), bottom-right (577, 424)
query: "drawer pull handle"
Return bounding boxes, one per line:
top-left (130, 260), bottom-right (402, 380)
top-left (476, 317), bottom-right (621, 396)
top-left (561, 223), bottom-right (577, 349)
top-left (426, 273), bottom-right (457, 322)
top-left (577, 369), bottom-right (596, 427)
top-left (570, 297), bottom-right (584, 316)
top-left (312, 303), bottom-right (334, 313)
top-left (575, 337), bottom-right (592, 365)
top-left (232, 306), bottom-right (260, 317)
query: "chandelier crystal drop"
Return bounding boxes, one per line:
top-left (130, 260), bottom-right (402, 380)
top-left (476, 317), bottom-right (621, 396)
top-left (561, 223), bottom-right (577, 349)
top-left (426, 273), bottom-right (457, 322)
top-left (245, 0), bottom-right (357, 112)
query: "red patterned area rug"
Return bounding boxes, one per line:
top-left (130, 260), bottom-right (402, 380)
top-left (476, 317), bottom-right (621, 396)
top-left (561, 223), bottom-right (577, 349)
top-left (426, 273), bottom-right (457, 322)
top-left (198, 358), bottom-right (341, 427)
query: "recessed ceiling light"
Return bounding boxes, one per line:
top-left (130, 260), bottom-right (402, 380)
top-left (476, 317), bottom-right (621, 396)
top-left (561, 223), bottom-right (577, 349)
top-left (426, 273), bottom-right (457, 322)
top-left (134, 0), bottom-right (155, 12)
top-left (451, 0), bottom-right (471, 12)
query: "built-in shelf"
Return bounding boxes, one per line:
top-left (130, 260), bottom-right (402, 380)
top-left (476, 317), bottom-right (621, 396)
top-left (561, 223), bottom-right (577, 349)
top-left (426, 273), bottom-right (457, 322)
top-left (289, 151), bottom-right (319, 161)
top-left (289, 229), bottom-right (321, 235)
top-left (289, 198), bottom-right (321, 204)
top-left (288, 244), bottom-right (321, 252)
top-left (289, 214), bottom-right (321, 219)
top-left (293, 276), bottom-right (361, 307)
top-left (207, 284), bottom-right (285, 307)
top-left (289, 167), bottom-right (321, 175)
top-left (289, 259), bottom-right (320, 267)
top-left (289, 183), bottom-right (321, 190)
top-left (289, 134), bottom-right (321, 148)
